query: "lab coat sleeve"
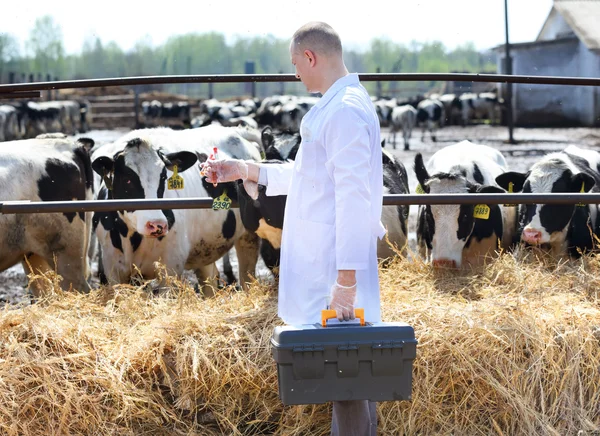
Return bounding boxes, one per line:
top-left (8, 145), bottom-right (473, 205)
top-left (324, 106), bottom-right (372, 271)
top-left (260, 161), bottom-right (295, 196)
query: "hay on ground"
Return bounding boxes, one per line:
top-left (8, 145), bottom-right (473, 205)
top-left (0, 248), bottom-right (599, 435)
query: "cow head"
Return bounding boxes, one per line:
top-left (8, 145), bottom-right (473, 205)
top-left (414, 153), bottom-right (504, 268)
top-left (496, 163), bottom-right (595, 246)
top-left (91, 137), bottom-right (197, 238)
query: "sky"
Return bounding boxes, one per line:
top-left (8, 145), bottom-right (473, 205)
top-left (1, 0), bottom-right (554, 55)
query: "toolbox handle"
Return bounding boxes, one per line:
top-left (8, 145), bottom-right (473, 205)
top-left (321, 308), bottom-right (365, 327)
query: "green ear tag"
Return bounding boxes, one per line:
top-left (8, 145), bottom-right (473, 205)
top-left (504, 181), bottom-right (517, 207)
top-left (212, 189), bottom-right (232, 211)
top-left (167, 165), bottom-right (184, 190)
top-left (577, 182), bottom-right (586, 207)
top-left (473, 204), bottom-right (490, 220)
top-left (415, 184), bottom-right (426, 194)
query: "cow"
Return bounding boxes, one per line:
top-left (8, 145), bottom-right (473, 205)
top-left (438, 94), bottom-right (462, 125)
top-left (0, 136), bottom-right (95, 298)
top-left (235, 129), bottom-right (410, 275)
top-left (389, 104), bottom-right (417, 150)
top-left (414, 140), bottom-right (517, 268)
top-left (416, 98), bottom-right (444, 142)
top-left (495, 145), bottom-right (600, 257)
top-left (18, 101), bottom-right (65, 138)
top-left (90, 125), bottom-right (263, 296)
top-left (459, 92), bottom-right (502, 126)
top-left (262, 126), bottom-right (301, 161)
top-left (0, 105), bottom-right (21, 141)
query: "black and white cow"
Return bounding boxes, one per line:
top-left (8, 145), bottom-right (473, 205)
top-left (389, 104), bottom-right (417, 150)
top-left (414, 140), bottom-right (517, 268)
top-left (235, 128), bottom-right (410, 274)
top-left (416, 99), bottom-right (444, 142)
top-left (0, 136), bottom-right (95, 297)
top-left (90, 125), bottom-right (262, 296)
top-left (495, 145), bottom-right (600, 257)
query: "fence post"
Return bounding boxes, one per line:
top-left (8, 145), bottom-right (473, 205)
top-left (208, 82), bottom-right (213, 99)
top-left (245, 61), bottom-right (256, 98)
top-left (279, 70), bottom-right (285, 95)
top-left (8, 72), bottom-right (15, 84)
top-left (134, 87), bottom-right (140, 129)
top-left (46, 74), bottom-right (52, 100)
top-left (21, 73), bottom-right (26, 83)
top-left (376, 67), bottom-right (382, 98)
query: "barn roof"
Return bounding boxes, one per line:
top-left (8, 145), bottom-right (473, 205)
top-left (537, 0), bottom-right (600, 50)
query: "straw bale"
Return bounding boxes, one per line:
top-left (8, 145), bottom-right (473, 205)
top-left (0, 247), bottom-right (598, 435)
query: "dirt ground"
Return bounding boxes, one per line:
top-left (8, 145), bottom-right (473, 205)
top-left (2, 124), bottom-right (599, 304)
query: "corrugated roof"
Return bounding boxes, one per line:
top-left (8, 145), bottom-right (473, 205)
top-left (544, 0), bottom-right (600, 50)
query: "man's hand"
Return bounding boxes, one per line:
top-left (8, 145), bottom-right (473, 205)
top-left (199, 159), bottom-right (261, 199)
top-left (329, 270), bottom-right (357, 321)
top-left (199, 159), bottom-right (249, 184)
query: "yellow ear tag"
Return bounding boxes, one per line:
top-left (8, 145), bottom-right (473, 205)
top-left (212, 189), bottom-right (232, 211)
top-left (167, 165), bottom-right (184, 190)
top-left (504, 181), bottom-right (517, 207)
top-left (473, 204), bottom-right (490, 219)
top-left (577, 182), bottom-right (586, 207)
top-left (415, 184), bottom-right (426, 194)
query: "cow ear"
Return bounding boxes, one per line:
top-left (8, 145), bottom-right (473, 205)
top-left (496, 171), bottom-right (528, 192)
top-left (76, 137), bottom-right (95, 153)
top-left (413, 153), bottom-right (430, 193)
top-left (261, 126), bottom-right (274, 149)
top-left (91, 156), bottom-right (114, 177)
top-left (161, 151), bottom-right (198, 173)
top-left (572, 172), bottom-right (595, 193)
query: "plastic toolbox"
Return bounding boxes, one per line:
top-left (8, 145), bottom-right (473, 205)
top-left (271, 309), bottom-right (417, 405)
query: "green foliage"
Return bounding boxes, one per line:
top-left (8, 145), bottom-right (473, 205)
top-left (1, 18), bottom-right (497, 98)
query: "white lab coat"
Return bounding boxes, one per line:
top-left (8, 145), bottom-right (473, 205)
top-left (262, 73), bottom-right (386, 325)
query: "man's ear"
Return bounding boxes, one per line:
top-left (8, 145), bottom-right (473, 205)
top-left (304, 49), bottom-right (316, 66)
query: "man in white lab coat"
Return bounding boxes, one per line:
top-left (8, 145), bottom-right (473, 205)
top-left (200, 21), bottom-right (385, 436)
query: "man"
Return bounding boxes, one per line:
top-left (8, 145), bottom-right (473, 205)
top-left (200, 21), bottom-right (384, 436)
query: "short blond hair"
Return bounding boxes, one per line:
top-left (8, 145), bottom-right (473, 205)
top-left (291, 21), bottom-right (342, 56)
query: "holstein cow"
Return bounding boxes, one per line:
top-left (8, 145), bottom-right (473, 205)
top-left (416, 98), bottom-right (444, 142)
top-left (235, 128), bottom-right (410, 274)
top-left (0, 136), bottom-right (95, 298)
top-left (495, 145), bottom-right (600, 257)
top-left (414, 140), bottom-right (517, 268)
top-left (91, 125), bottom-right (262, 296)
top-left (389, 104), bottom-right (417, 150)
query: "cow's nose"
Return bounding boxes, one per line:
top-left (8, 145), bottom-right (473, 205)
top-left (432, 259), bottom-right (457, 269)
top-left (522, 228), bottom-right (542, 244)
top-left (145, 221), bottom-right (169, 236)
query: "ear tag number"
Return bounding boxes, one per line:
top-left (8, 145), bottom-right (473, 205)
top-left (168, 165), bottom-right (184, 190)
top-left (473, 204), bottom-right (490, 220)
top-left (415, 184), bottom-right (426, 194)
top-left (212, 189), bottom-right (232, 211)
top-left (577, 182), bottom-right (586, 207)
top-left (504, 181), bottom-right (517, 207)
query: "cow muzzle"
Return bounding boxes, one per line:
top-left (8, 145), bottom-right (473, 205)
top-left (432, 258), bottom-right (457, 269)
top-left (144, 220), bottom-right (169, 237)
top-left (522, 228), bottom-right (543, 245)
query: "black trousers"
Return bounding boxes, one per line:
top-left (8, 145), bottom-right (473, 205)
top-left (331, 400), bottom-right (377, 436)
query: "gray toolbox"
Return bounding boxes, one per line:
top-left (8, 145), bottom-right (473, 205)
top-left (271, 309), bottom-right (417, 405)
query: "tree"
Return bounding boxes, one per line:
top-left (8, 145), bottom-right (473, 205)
top-left (0, 34), bottom-right (20, 80)
top-left (26, 15), bottom-right (65, 77)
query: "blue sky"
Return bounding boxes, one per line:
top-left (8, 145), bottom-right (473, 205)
top-left (1, 0), bottom-right (554, 54)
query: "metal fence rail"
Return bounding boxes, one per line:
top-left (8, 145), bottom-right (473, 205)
top-left (1, 72), bottom-right (600, 96)
top-left (1, 193), bottom-right (599, 215)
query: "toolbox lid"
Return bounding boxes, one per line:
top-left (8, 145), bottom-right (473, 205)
top-left (271, 322), bottom-right (416, 348)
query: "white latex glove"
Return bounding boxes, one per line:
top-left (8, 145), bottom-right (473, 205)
top-left (329, 281), bottom-right (357, 321)
top-left (199, 159), bottom-right (259, 200)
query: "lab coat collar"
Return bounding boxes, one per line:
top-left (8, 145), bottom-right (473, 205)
top-left (314, 73), bottom-right (359, 110)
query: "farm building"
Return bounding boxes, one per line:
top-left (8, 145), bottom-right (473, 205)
top-left (494, 0), bottom-right (600, 127)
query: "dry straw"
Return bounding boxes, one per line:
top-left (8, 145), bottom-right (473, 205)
top-left (0, 247), bottom-right (599, 435)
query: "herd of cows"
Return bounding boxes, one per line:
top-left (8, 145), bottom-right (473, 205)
top-left (4, 86), bottom-right (595, 301)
